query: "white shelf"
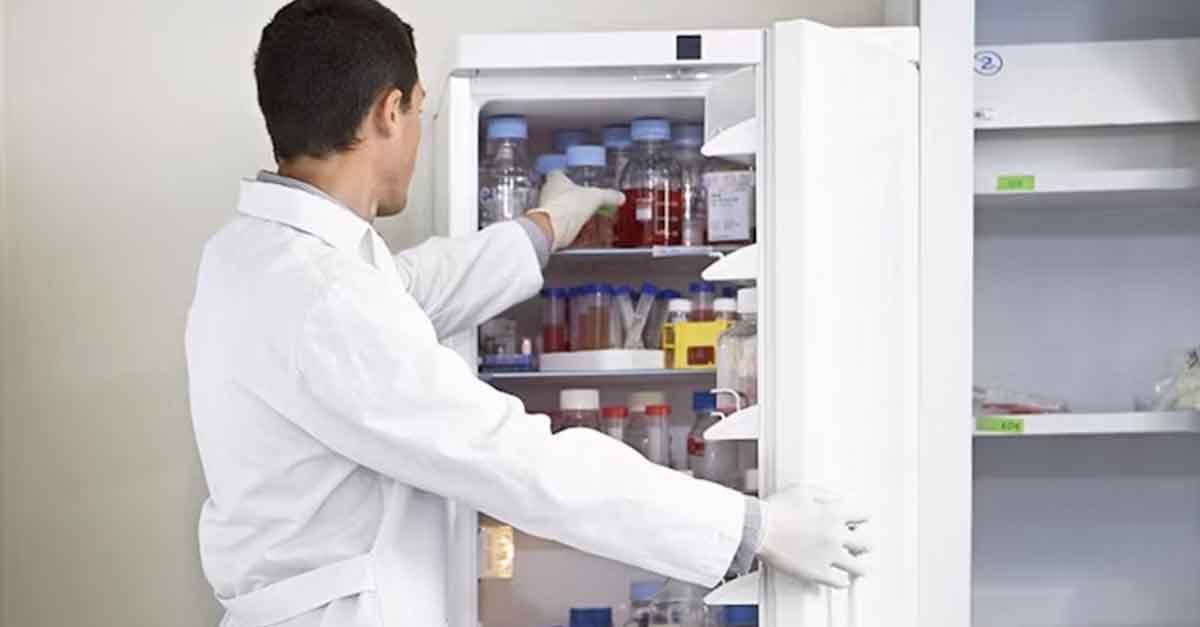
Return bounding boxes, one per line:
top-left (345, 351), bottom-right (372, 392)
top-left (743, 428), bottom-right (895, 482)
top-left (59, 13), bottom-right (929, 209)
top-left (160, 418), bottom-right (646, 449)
top-left (704, 405), bottom-right (759, 441)
top-left (701, 243), bottom-right (759, 282)
top-left (974, 167), bottom-right (1200, 211)
top-left (974, 410), bottom-right (1200, 437)
top-left (547, 245), bottom-right (743, 274)
top-left (481, 368), bottom-right (715, 386)
top-left (701, 117), bottom-right (757, 165)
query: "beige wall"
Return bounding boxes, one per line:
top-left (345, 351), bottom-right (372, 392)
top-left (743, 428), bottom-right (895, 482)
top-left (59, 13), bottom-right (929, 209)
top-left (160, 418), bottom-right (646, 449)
top-left (0, 1), bottom-right (882, 625)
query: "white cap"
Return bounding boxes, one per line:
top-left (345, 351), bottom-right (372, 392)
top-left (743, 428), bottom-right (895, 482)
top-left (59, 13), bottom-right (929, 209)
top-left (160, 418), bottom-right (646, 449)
top-left (743, 468), bottom-right (759, 493)
top-left (714, 297), bottom-right (737, 314)
top-left (668, 298), bottom-right (693, 314)
top-left (628, 391), bottom-right (666, 414)
top-left (737, 288), bottom-right (757, 315)
top-left (560, 389), bottom-right (600, 411)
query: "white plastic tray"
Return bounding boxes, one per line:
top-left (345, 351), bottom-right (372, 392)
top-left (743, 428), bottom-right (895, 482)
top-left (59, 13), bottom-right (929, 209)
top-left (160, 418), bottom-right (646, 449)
top-left (539, 350), bottom-right (665, 372)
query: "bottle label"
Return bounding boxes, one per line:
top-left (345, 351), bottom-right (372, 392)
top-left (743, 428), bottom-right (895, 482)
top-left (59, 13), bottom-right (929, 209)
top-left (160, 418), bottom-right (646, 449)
top-left (704, 171), bottom-right (754, 242)
top-left (636, 197), bottom-right (653, 222)
top-left (687, 433), bottom-right (706, 457)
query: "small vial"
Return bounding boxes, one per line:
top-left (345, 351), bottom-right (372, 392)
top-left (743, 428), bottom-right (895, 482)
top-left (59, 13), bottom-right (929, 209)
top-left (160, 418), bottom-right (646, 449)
top-left (663, 299), bottom-right (693, 368)
top-left (688, 282), bottom-right (716, 322)
top-left (714, 297), bottom-right (738, 323)
top-left (540, 287), bottom-right (571, 353)
top-left (601, 406), bottom-right (628, 441)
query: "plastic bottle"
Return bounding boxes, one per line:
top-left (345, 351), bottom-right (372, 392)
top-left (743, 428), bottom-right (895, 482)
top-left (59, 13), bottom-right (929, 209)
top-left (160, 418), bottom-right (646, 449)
top-left (541, 287), bottom-right (571, 353)
top-left (566, 145), bottom-right (615, 248)
top-left (714, 297), bottom-right (738, 323)
top-left (673, 123), bottom-right (707, 247)
top-left (559, 389), bottom-right (600, 430)
top-left (616, 118), bottom-right (682, 247)
top-left (479, 115), bottom-right (535, 228)
top-left (663, 299), bottom-right (693, 369)
top-left (602, 125), bottom-right (633, 188)
top-left (687, 391), bottom-right (738, 488)
top-left (624, 391), bottom-right (666, 462)
top-left (571, 284), bottom-right (615, 351)
top-left (641, 404), bottom-right (673, 465)
top-left (554, 129), bottom-right (591, 154)
top-left (688, 282), bottom-right (716, 322)
top-left (644, 288), bottom-right (680, 349)
top-left (612, 285), bottom-right (633, 349)
top-left (716, 288), bottom-right (758, 411)
top-left (703, 157), bottom-right (756, 244)
top-left (601, 405), bottom-right (628, 441)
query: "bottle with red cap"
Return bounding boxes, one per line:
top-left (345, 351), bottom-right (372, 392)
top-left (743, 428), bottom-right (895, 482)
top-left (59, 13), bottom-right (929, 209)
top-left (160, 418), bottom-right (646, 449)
top-left (601, 406), bottom-right (628, 441)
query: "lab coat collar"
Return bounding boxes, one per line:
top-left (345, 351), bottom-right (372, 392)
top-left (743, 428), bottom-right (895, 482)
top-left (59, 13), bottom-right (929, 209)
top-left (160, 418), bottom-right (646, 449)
top-left (237, 178), bottom-right (373, 258)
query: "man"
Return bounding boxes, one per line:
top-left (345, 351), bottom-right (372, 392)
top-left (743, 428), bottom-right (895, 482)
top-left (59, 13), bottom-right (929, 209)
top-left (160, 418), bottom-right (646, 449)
top-left (186, 1), bottom-right (871, 626)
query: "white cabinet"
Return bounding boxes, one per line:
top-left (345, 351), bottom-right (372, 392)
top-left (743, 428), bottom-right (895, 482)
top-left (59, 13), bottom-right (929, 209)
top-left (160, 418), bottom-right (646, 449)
top-left (436, 21), bottom-right (950, 627)
top-left (972, 17), bottom-right (1200, 627)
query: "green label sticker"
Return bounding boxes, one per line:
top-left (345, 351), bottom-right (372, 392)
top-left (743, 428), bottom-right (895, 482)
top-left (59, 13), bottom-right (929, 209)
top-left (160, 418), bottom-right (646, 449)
top-left (996, 175), bottom-right (1035, 192)
top-left (976, 416), bottom-right (1025, 434)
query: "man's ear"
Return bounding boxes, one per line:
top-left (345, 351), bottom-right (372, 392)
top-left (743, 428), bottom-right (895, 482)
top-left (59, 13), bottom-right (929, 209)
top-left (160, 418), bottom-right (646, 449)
top-left (372, 88), bottom-right (405, 138)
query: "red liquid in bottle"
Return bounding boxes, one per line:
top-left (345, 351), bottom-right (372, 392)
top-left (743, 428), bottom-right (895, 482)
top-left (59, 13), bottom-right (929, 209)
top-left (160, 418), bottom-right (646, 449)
top-left (543, 323), bottom-right (570, 353)
top-left (616, 188), bottom-right (682, 247)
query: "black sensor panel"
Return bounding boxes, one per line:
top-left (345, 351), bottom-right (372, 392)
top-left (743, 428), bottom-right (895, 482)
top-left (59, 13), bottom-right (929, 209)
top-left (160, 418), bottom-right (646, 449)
top-left (676, 35), bottom-right (702, 61)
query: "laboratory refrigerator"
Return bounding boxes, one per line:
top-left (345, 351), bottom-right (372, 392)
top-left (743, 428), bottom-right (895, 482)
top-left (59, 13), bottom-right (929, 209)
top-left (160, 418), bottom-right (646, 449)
top-left (433, 19), bottom-right (938, 627)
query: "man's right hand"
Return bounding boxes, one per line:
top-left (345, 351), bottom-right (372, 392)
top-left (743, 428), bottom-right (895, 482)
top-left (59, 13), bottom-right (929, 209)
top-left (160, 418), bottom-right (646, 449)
top-left (756, 485), bottom-right (872, 588)
top-left (527, 171), bottom-right (624, 251)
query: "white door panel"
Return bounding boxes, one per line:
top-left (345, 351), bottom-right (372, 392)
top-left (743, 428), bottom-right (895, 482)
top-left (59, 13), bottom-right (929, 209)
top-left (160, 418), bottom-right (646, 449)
top-left (761, 20), bottom-right (919, 627)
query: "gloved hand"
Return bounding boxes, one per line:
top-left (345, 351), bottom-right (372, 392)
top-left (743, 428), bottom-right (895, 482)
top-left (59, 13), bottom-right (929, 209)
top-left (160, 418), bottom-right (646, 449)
top-left (527, 171), bottom-right (624, 251)
top-left (756, 484), bottom-right (872, 588)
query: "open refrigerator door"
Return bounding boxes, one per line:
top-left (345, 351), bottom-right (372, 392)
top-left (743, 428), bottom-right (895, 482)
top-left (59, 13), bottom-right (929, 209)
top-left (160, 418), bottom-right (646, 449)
top-left (760, 19), bottom-right (919, 627)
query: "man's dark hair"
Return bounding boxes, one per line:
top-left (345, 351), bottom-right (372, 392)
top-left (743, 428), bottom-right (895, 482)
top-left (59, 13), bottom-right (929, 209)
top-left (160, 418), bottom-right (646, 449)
top-left (254, 0), bottom-right (419, 162)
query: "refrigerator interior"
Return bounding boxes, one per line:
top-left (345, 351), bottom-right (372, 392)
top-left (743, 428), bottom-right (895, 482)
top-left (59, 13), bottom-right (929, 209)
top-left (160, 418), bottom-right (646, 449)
top-left (974, 3), bottom-right (1200, 625)
top-left (470, 85), bottom-right (758, 627)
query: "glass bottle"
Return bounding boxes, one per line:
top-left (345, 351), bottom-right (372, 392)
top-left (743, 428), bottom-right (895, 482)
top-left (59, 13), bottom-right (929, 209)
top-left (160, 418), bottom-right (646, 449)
top-left (644, 288), bottom-right (680, 350)
top-left (624, 391), bottom-right (666, 461)
top-left (616, 118), bottom-right (682, 247)
top-left (566, 145), bottom-right (615, 248)
top-left (688, 281), bottom-right (716, 322)
top-left (554, 128), bottom-right (590, 154)
top-left (478, 115), bottom-right (535, 228)
top-left (559, 389), bottom-right (600, 430)
top-left (713, 297), bottom-right (738, 324)
top-left (673, 123), bottom-right (707, 247)
top-left (602, 124), bottom-right (633, 188)
top-left (532, 153), bottom-right (567, 201)
top-left (540, 287), bottom-right (570, 353)
top-left (716, 288), bottom-right (758, 411)
top-left (687, 391), bottom-right (738, 488)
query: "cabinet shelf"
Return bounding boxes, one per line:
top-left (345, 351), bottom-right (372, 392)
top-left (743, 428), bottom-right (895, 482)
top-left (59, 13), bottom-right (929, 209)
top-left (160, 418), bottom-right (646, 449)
top-left (547, 245), bottom-right (744, 274)
top-left (974, 410), bottom-right (1200, 437)
top-left (974, 167), bottom-right (1200, 211)
top-left (481, 368), bottom-right (715, 386)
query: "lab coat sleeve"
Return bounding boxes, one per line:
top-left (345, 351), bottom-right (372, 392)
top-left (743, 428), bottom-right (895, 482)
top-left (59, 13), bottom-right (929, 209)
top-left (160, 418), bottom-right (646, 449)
top-left (392, 221), bottom-right (543, 340)
top-left (290, 273), bottom-right (746, 587)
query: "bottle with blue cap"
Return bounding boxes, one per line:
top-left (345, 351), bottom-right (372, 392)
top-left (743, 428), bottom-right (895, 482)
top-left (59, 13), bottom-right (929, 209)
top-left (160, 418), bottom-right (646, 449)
top-left (723, 605), bottom-right (759, 627)
top-left (565, 145), bottom-right (614, 248)
top-left (687, 390), bottom-right (738, 488)
top-left (532, 153), bottom-right (568, 196)
top-left (601, 124), bottom-right (633, 188)
top-left (554, 128), bottom-right (591, 153)
top-left (673, 123), bottom-right (708, 247)
top-left (479, 115), bottom-right (535, 227)
top-left (615, 118), bottom-right (683, 247)
top-left (569, 607), bottom-right (613, 627)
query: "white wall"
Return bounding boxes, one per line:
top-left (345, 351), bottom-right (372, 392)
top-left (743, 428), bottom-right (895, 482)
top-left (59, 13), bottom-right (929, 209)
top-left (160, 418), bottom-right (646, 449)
top-left (0, 1), bottom-right (883, 626)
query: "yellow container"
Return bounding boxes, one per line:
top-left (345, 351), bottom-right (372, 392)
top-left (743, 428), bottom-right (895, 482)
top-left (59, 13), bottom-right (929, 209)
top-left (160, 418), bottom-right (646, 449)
top-left (662, 320), bottom-right (730, 369)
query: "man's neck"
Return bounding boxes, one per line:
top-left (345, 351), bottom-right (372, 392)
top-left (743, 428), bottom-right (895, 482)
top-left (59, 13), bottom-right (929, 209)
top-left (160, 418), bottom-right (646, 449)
top-left (278, 156), bottom-right (378, 223)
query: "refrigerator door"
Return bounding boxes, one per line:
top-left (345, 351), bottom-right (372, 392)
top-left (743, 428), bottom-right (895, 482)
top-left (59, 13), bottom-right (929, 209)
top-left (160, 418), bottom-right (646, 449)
top-left (761, 19), bottom-right (919, 627)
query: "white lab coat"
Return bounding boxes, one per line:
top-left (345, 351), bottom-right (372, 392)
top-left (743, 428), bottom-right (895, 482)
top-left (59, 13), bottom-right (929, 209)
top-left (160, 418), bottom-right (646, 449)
top-left (185, 180), bottom-right (745, 627)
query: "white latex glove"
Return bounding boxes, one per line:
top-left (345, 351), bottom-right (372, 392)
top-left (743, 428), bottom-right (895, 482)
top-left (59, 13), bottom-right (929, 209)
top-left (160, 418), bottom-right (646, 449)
top-left (527, 171), bottom-right (625, 251)
top-left (757, 484), bottom-right (872, 588)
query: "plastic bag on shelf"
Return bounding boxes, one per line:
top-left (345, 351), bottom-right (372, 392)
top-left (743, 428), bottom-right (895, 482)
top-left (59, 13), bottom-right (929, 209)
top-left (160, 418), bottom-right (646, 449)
top-left (1151, 347), bottom-right (1200, 411)
top-left (973, 385), bottom-right (1068, 416)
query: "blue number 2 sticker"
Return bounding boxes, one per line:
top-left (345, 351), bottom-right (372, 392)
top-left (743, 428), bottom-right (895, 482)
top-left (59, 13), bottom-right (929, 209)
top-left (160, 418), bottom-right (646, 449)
top-left (975, 50), bottom-right (1003, 76)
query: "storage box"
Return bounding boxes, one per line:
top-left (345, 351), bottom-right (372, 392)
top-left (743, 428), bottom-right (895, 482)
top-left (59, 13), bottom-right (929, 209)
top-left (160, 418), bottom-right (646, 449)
top-left (663, 320), bottom-right (730, 369)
